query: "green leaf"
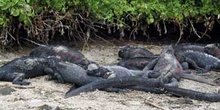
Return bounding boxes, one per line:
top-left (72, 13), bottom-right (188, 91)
top-left (10, 7), bottom-right (20, 16)
top-left (1, 3), bottom-right (11, 10)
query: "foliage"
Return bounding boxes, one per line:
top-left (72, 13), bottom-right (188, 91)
top-left (0, 0), bottom-right (219, 27)
top-left (0, 0), bottom-right (220, 47)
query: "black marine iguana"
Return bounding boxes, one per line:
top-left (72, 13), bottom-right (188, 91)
top-left (65, 76), bottom-right (220, 102)
top-left (118, 45), bottom-right (155, 59)
top-left (117, 57), bottom-right (157, 70)
top-left (117, 44), bottom-right (207, 70)
top-left (86, 63), bottom-right (145, 79)
top-left (0, 56), bottom-right (53, 85)
top-left (45, 60), bottom-right (102, 86)
top-left (172, 43), bottom-right (205, 53)
top-left (29, 45), bottom-right (91, 69)
top-left (204, 43), bottom-right (220, 59)
top-left (175, 50), bottom-right (220, 73)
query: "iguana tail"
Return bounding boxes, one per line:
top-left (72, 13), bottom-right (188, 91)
top-left (164, 86), bottom-right (220, 102)
top-left (181, 73), bottom-right (216, 86)
top-left (65, 76), bottom-right (160, 98)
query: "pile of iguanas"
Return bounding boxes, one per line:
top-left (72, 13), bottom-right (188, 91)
top-left (1, 43), bottom-right (220, 102)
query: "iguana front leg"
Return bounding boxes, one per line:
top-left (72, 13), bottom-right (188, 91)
top-left (44, 67), bottom-right (56, 80)
top-left (148, 71), bottom-right (161, 78)
top-left (12, 73), bottom-right (30, 85)
top-left (54, 72), bottom-right (65, 83)
top-left (184, 57), bottom-right (205, 73)
top-left (143, 58), bottom-right (159, 71)
top-left (163, 78), bottom-right (179, 87)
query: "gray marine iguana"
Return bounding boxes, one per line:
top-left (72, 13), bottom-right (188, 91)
top-left (204, 43), bottom-right (220, 59)
top-left (175, 50), bottom-right (220, 73)
top-left (172, 43), bottom-right (220, 59)
top-left (172, 43), bottom-right (205, 53)
top-left (117, 43), bottom-right (209, 70)
top-left (118, 45), bottom-right (155, 59)
top-left (0, 56), bottom-right (53, 85)
top-left (172, 43), bottom-right (220, 70)
top-left (142, 45), bottom-right (215, 87)
top-left (45, 60), bottom-right (102, 86)
top-left (117, 57), bottom-right (157, 70)
top-left (86, 63), bottom-right (145, 79)
top-left (29, 45), bottom-right (91, 69)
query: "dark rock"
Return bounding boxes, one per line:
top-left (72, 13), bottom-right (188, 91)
top-left (38, 104), bottom-right (52, 110)
top-left (0, 87), bottom-right (16, 95)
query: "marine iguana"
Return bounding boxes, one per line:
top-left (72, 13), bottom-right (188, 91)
top-left (0, 56), bottom-right (53, 85)
top-left (64, 46), bottom-right (218, 102)
top-left (172, 43), bottom-right (220, 71)
top-left (118, 45), bottom-right (155, 59)
top-left (45, 60), bottom-right (102, 86)
top-left (117, 57), bottom-right (157, 70)
top-left (142, 45), bottom-right (215, 87)
top-left (65, 76), bottom-right (220, 102)
top-left (175, 50), bottom-right (220, 73)
top-left (86, 63), bottom-right (145, 79)
top-left (29, 45), bottom-right (91, 69)
top-left (204, 43), bottom-right (220, 59)
top-left (172, 43), bottom-right (205, 53)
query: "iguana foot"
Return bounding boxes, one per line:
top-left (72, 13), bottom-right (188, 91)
top-left (12, 73), bottom-right (31, 85)
top-left (12, 80), bottom-right (31, 85)
top-left (196, 68), bottom-right (207, 73)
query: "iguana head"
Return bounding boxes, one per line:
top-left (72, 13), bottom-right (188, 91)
top-left (87, 63), bottom-right (100, 75)
top-left (118, 45), bottom-right (132, 58)
top-left (87, 63), bottom-right (115, 79)
top-left (204, 43), bottom-right (220, 56)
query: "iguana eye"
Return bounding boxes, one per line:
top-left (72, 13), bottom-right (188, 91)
top-left (24, 60), bottom-right (28, 64)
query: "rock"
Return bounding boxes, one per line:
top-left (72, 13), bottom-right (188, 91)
top-left (38, 104), bottom-right (52, 110)
top-left (0, 87), bottom-right (16, 95)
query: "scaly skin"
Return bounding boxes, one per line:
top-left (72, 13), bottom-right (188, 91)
top-left (172, 43), bottom-right (220, 70)
top-left (86, 63), bottom-right (145, 79)
top-left (204, 43), bottom-right (220, 59)
top-left (46, 61), bottom-right (102, 86)
top-left (29, 45), bottom-right (91, 69)
top-left (65, 76), bottom-right (161, 98)
top-left (172, 43), bottom-right (205, 53)
top-left (0, 56), bottom-right (51, 85)
top-left (143, 45), bottom-right (215, 86)
top-left (65, 76), bottom-right (220, 102)
top-left (118, 45), bottom-right (155, 59)
top-left (117, 57), bottom-right (157, 70)
top-left (64, 46), bottom-right (218, 101)
top-left (175, 50), bottom-right (220, 73)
